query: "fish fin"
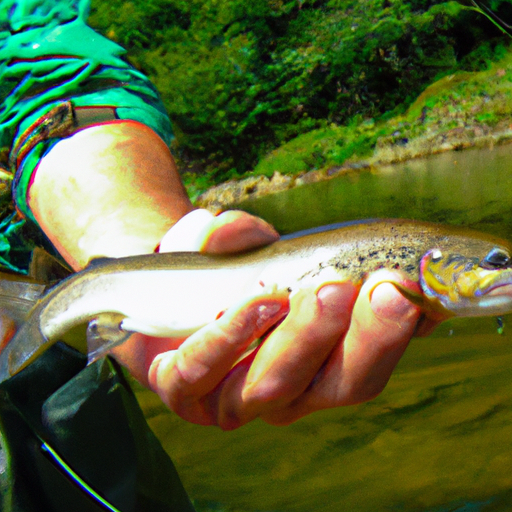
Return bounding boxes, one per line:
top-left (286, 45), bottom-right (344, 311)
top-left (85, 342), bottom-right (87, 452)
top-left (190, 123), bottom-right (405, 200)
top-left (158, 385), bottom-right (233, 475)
top-left (86, 313), bottom-right (133, 365)
top-left (370, 280), bottom-right (428, 309)
top-left (377, 281), bottom-right (456, 318)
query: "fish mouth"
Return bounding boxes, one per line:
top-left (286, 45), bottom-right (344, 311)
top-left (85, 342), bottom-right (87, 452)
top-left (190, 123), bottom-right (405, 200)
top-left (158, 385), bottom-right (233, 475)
top-left (475, 270), bottom-right (512, 297)
top-left (460, 271), bottom-right (512, 316)
top-left (482, 283), bottom-right (512, 297)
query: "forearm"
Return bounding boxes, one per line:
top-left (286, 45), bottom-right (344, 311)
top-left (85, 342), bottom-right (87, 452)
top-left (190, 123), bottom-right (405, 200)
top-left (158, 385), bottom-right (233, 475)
top-left (28, 121), bottom-right (194, 270)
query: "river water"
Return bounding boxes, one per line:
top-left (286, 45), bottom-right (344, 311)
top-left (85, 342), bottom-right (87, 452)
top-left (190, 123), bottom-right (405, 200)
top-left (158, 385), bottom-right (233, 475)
top-left (136, 143), bottom-right (512, 512)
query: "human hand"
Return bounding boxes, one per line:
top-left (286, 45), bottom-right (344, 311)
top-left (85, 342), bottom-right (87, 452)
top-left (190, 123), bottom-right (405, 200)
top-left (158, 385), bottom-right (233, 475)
top-left (157, 208), bottom-right (280, 253)
top-left (109, 208), bottom-right (281, 382)
top-left (112, 210), bottom-right (440, 429)
top-left (147, 268), bottom-right (438, 429)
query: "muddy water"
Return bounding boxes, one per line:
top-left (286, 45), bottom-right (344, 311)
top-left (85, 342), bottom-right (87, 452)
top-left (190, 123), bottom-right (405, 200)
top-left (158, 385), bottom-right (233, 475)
top-left (137, 144), bottom-right (512, 512)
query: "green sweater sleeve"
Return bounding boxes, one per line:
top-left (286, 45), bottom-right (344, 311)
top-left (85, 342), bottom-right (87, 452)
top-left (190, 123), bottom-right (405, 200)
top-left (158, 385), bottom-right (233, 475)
top-left (0, 0), bottom-right (174, 272)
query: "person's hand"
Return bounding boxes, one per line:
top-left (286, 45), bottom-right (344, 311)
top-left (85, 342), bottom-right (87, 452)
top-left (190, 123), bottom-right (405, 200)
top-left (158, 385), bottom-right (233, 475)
top-left (148, 270), bottom-right (437, 429)
top-left (113, 211), bottom-right (440, 429)
top-left (157, 208), bottom-right (280, 254)
top-left (109, 209), bottom-right (281, 383)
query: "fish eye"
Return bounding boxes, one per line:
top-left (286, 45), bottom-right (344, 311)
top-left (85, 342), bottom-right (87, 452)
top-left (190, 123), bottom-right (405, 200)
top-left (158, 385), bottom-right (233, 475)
top-left (482, 248), bottom-right (511, 269)
top-left (430, 249), bottom-right (443, 262)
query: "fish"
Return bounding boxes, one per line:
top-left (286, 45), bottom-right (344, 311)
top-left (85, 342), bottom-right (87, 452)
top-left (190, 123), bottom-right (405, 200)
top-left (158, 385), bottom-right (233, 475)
top-left (1, 218), bottom-right (512, 383)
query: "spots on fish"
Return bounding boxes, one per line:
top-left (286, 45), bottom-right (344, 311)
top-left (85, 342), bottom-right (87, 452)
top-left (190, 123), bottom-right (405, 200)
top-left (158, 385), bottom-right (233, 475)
top-left (464, 261), bottom-right (476, 272)
top-left (317, 240), bottom-right (423, 282)
top-left (398, 246), bottom-right (417, 259)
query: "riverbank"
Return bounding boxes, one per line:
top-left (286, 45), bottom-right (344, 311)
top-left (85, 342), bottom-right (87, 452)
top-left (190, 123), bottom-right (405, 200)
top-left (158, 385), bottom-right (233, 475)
top-left (194, 50), bottom-right (512, 212)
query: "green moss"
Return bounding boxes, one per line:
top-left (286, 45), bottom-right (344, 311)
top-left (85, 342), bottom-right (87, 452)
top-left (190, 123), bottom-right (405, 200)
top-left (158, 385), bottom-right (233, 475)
top-left (245, 45), bottom-right (512, 185)
top-left (252, 126), bottom-right (340, 177)
top-left (181, 172), bottom-right (217, 204)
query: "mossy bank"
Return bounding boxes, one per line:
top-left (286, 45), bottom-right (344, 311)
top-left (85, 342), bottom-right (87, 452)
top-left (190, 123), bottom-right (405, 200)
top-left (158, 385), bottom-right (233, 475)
top-left (195, 47), bottom-right (512, 212)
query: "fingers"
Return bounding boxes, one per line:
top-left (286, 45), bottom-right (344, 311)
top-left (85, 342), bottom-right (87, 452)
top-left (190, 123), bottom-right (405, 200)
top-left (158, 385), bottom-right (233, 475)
top-left (213, 281), bottom-right (358, 429)
top-left (159, 209), bottom-right (279, 254)
top-left (258, 270), bottom-right (422, 426)
top-left (146, 270), bottom-right (426, 430)
top-left (243, 283), bottom-right (358, 406)
top-left (201, 211), bottom-right (279, 254)
top-left (333, 271), bottom-right (422, 403)
top-left (148, 292), bottom-right (288, 425)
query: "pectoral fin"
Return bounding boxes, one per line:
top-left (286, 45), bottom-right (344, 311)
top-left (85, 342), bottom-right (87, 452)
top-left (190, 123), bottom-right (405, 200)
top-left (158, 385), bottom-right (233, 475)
top-left (369, 280), bottom-right (428, 309)
top-left (86, 313), bottom-right (133, 365)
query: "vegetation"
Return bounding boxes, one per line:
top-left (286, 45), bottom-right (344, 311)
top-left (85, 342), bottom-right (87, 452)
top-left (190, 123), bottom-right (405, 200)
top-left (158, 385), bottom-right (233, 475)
top-left (88, 0), bottom-right (512, 196)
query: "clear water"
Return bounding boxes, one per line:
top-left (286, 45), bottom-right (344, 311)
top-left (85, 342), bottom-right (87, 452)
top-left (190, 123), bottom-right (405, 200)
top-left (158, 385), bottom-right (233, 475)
top-left (239, 144), bottom-right (512, 240)
top-left (136, 144), bottom-right (512, 512)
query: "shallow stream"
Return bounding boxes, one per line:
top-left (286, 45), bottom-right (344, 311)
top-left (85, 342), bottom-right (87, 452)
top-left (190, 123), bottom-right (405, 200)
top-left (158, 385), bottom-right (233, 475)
top-left (137, 143), bottom-right (512, 512)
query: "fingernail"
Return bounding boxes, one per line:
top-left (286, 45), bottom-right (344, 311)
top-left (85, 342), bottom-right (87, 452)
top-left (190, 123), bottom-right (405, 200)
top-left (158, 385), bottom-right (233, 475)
top-left (254, 301), bottom-right (285, 329)
top-left (232, 299), bottom-right (286, 340)
top-left (370, 282), bottom-right (415, 322)
top-left (317, 283), bottom-right (340, 304)
top-left (148, 354), bottom-right (164, 391)
top-left (316, 282), bottom-right (358, 315)
top-left (317, 282), bottom-right (354, 303)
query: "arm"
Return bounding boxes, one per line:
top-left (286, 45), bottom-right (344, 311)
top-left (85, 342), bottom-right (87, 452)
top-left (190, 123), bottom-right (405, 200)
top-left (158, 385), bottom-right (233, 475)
top-left (29, 121), bottom-right (194, 269)
top-left (29, 120), bottom-right (279, 268)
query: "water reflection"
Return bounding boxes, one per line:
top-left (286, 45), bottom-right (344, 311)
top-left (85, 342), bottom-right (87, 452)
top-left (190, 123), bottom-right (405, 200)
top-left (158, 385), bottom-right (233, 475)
top-left (137, 144), bottom-right (512, 512)
top-left (239, 144), bottom-right (512, 240)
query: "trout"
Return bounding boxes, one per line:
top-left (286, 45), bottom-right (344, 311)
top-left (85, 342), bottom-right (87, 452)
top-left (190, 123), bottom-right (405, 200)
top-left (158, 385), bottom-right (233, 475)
top-left (1, 218), bottom-right (512, 382)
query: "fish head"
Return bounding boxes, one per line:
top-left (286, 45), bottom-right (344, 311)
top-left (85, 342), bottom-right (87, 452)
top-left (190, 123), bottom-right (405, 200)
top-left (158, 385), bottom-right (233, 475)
top-left (420, 245), bottom-right (512, 316)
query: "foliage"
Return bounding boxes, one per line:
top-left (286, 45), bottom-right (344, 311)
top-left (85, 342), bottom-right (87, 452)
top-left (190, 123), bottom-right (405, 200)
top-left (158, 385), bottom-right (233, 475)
top-left (253, 43), bottom-right (512, 187)
top-left (88, 0), bottom-right (512, 185)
